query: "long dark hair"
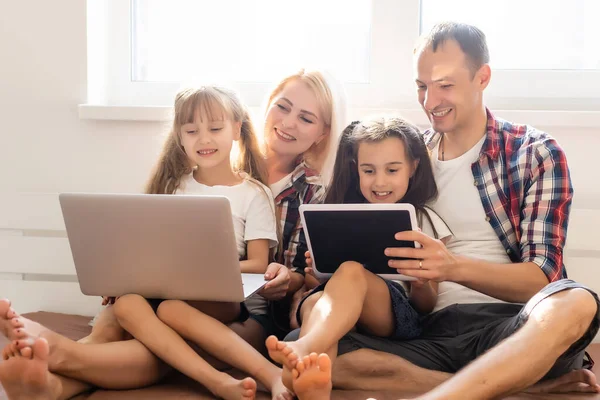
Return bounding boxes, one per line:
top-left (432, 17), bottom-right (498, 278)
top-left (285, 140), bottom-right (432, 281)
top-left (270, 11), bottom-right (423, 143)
top-left (324, 116), bottom-right (440, 236)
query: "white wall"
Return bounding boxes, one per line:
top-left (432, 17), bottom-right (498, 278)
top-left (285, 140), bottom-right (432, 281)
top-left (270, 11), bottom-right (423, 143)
top-left (0, 1), bottom-right (599, 331)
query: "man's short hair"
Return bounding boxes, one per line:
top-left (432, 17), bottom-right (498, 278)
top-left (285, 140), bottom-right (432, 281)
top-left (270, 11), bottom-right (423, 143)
top-left (415, 22), bottom-right (490, 77)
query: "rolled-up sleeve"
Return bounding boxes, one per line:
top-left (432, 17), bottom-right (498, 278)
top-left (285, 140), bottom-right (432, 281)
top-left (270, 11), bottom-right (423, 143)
top-left (520, 138), bottom-right (573, 282)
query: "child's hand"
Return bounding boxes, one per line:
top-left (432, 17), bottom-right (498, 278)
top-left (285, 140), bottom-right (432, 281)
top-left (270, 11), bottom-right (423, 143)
top-left (101, 296), bottom-right (116, 306)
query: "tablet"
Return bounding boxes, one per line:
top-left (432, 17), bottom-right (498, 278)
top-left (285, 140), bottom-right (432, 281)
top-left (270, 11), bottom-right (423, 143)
top-left (299, 203), bottom-right (419, 280)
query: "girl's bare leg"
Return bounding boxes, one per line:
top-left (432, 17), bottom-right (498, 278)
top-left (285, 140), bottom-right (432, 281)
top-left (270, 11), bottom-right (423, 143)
top-left (158, 300), bottom-right (292, 399)
top-left (266, 261), bottom-right (394, 390)
top-left (113, 294), bottom-right (258, 400)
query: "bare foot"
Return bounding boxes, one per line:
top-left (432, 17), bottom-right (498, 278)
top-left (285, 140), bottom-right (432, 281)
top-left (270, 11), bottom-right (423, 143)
top-left (265, 336), bottom-right (305, 391)
top-left (12, 315), bottom-right (71, 372)
top-left (0, 338), bottom-right (58, 400)
top-left (210, 374), bottom-right (257, 400)
top-left (526, 369), bottom-right (600, 394)
top-left (0, 299), bottom-right (20, 340)
top-left (292, 353), bottom-right (332, 400)
top-left (269, 376), bottom-right (294, 400)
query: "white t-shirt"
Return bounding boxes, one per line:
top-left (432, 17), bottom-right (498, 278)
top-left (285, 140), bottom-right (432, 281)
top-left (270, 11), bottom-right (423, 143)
top-left (178, 173), bottom-right (278, 316)
top-left (177, 173), bottom-right (278, 258)
top-left (429, 135), bottom-right (512, 312)
top-left (270, 172), bottom-right (294, 199)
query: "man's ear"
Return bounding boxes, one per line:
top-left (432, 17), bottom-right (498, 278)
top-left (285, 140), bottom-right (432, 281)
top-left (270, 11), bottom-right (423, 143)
top-left (476, 64), bottom-right (491, 90)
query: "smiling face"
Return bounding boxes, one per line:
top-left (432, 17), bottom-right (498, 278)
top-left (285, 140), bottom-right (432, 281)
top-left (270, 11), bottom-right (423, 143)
top-left (179, 111), bottom-right (240, 171)
top-left (263, 78), bottom-right (329, 160)
top-left (415, 39), bottom-right (490, 135)
top-left (357, 137), bottom-right (417, 204)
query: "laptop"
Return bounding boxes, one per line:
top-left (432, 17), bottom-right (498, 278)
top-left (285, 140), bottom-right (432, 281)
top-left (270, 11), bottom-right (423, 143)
top-left (59, 193), bottom-right (267, 302)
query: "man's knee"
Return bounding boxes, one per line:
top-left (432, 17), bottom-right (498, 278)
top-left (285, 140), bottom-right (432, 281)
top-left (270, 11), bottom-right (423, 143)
top-left (531, 288), bottom-right (598, 340)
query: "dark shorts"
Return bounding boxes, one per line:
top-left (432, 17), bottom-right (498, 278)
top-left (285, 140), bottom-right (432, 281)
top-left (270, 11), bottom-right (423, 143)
top-left (249, 305), bottom-right (293, 340)
top-left (285, 279), bottom-right (600, 381)
top-left (296, 278), bottom-right (421, 340)
top-left (146, 298), bottom-right (251, 323)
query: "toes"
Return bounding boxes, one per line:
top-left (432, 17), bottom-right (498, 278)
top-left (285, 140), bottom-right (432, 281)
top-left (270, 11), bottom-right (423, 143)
top-left (10, 318), bottom-right (24, 329)
top-left (32, 338), bottom-right (50, 362)
top-left (6, 308), bottom-right (19, 319)
top-left (15, 337), bottom-right (35, 350)
top-left (19, 346), bottom-right (33, 359)
top-left (0, 299), bottom-right (11, 317)
top-left (265, 335), bottom-right (278, 350)
top-left (308, 352), bottom-right (318, 366)
top-left (317, 353), bottom-right (332, 373)
top-left (292, 367), bottom-right (300, 380)
top-left (12, 328), bottom-right (27, 339)
top-left (296, 358), bottom-right (306, 374)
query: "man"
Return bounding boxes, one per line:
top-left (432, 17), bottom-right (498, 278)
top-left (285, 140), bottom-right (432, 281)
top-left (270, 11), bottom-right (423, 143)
top-left (286, 22), bottom-right (600, 399)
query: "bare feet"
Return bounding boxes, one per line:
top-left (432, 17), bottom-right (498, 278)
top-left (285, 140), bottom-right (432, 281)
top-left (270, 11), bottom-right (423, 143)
top-left (526, 369), bottom-right (600, 394)
top-left (210, 374), bottom-right (257, 400)
top-left (0, 338), bottom-right (58, 400)
top-left (292, 353), bottom-right (332, 400)
top-left (266, 336), bottom-right (304, 391)
top-left (0, 299), bottom-right (20, 340)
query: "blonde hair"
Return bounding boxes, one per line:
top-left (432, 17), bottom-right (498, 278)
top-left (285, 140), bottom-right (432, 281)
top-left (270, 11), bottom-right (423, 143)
top-left (145, 86), bottom-right (268, 194)
top-left (263, 68), bottom-right (347, 188)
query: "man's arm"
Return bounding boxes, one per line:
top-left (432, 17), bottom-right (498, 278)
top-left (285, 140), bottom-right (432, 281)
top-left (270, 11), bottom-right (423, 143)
top-left (451, 259), bottom-right (548, 303)
top-left (388, 136), bottom-right (573, 303)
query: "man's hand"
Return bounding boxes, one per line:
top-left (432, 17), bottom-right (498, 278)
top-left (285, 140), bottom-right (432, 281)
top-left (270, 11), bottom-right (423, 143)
top-left (386, 230), bottom-right (459, 282)
top-left (257, 262), bottom-right (291, 301)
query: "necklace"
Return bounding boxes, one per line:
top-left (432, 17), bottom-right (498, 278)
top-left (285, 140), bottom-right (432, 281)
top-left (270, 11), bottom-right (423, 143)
top-left (440, 133), bottom-right (445, 161)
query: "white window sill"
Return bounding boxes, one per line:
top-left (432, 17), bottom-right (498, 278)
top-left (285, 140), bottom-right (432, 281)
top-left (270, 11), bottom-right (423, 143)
top-left (78, 104), bottom-right (600, 129)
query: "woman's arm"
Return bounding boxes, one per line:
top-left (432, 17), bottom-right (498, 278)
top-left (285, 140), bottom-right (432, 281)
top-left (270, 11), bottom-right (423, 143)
top-left (240, 239), bottom-right (270, 273)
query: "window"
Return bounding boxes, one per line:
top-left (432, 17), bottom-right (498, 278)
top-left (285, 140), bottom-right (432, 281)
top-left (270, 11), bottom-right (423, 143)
top-left (86, 0), bottom-right (600, 111)
top-left (421, 0), bottom-right (600, 70)
top-left (132, 0), bottom-right (372, 83)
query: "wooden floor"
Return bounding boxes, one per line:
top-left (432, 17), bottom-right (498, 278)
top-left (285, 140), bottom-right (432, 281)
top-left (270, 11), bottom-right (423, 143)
top-left (0, 312), bottom-right (598, 400)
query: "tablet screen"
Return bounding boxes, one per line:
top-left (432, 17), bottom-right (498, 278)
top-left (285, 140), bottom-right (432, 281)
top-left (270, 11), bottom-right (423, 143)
top-left (303, 209), bottom-right (415, 275)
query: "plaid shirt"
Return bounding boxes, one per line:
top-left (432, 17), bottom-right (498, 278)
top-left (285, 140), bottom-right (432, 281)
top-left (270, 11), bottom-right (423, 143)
top-left (273, 162), bottom-right (325, 274)
top-left (424, 109), bottom-right (573, 282)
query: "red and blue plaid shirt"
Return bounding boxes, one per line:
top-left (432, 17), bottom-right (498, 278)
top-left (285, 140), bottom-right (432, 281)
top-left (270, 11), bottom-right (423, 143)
top-left (424, 109), bottom-right (573, 282)
top-left (273, 162), bottom-right (324, 274)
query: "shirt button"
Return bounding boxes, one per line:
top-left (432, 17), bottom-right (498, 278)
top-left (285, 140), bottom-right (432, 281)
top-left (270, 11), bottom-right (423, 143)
top-left (506, 249), bottom-right (511, 254)
top-left (473, 180), bottom-right (478, 186)
top-left (485, 216), bottom-right (491, 222)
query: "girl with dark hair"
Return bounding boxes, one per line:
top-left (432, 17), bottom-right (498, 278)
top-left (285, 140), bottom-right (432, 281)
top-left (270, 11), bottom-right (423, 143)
top-left (266, 115), bottom-right (452, 394)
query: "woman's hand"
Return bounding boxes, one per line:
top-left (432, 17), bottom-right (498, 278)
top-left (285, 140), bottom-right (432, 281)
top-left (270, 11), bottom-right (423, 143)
top-left (257, 262), bottom-right (291, 301)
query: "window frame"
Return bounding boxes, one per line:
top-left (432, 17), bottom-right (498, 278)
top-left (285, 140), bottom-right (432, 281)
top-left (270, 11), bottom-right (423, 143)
top-left (86, 0), bottom-right (600, 111)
